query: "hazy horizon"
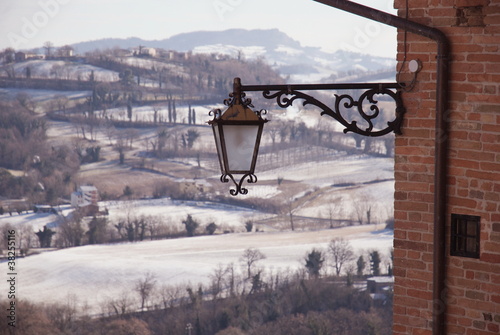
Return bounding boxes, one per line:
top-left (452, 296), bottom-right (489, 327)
top-left (1, 0), bottom-right (397, 58)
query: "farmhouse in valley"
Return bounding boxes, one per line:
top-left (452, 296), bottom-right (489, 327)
top-left (71, 185), bottom-right (99, 208)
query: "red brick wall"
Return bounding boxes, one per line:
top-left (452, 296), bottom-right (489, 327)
top-left (393, 0), bottom-right (500, 334)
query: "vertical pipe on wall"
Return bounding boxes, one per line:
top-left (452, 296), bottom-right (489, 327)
top-left (312, 1), bottom-right (450, 334)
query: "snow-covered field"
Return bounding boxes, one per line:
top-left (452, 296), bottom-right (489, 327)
top-left (101, 104), bottom-right (213, 125)
top-left (0, 88), bottom-right (91, 103)
top-left (1, 225), bottom-right (392, 314)
top-left (0, 198), bottom-right (262, 233)
top-left (5, 60), bottom-right (119, 82)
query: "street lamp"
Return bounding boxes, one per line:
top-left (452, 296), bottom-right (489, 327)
top-left (210, 77), bottom-right (405, 196)
top-left (208, 78), bottom-right (268, 196)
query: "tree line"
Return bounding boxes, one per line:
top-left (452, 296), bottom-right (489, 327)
top-left (1, 45), bottom-right (285, 102)
top-left (0, 212), bottom-right (229, 252)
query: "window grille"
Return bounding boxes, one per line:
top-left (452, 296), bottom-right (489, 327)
top-left (450, 214), bottom-right (480, 258)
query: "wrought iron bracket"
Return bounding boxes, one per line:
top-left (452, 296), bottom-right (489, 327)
top-left (210, 78), bottom-right (407, 196)
top-left (220, 173), bottom-right (257, 196)
top-left (239, 80), bottom-right (406, 137)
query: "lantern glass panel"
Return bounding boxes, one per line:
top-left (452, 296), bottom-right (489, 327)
top-left (222, 124), bottom-right (259, 173)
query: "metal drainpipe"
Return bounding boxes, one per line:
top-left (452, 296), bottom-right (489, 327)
top-left (313, 1), bottom-right (450, 334)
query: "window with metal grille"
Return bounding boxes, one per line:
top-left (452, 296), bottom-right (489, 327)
top-left (450, 214), bottom-right (480, 258)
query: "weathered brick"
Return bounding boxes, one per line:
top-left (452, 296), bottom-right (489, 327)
top-left (465, 290), bottom-right (486, 301)
top-left (393, 1), bottom-right (500, 334)
top-left (487, 323), bottom-right (500, 333)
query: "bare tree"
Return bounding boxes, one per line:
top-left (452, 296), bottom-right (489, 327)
top-left (54, 94), bottom-right (69, 113)
top-left (285, 197), bottom-right (298, 231)
top-left (328, 238), bottom-right (354, 276)
top-left (50, 63), bottom-right (64, 79)
top-left (325, 197), bottom-right (343, 228)
top-left (57, 214), bottom-right (84, 247)
top-left (114, 136), bottom-right (128, 164)
top-left (104, 120), bottom-right (116, 145)
top-left (267, 124), bottom-right (280, 149)
top-left (351, 193), bottom-right (373, 225)
top-left (1, 47), bottom-right (15, 63)
top-left (125, 128), bottom-right (138, 149)
top-left (43, 41), bottom-right (54, 58)
top-left (225, 263), bottom-right (238, 297)
top-left (2, 64), bottom-right (16, 78)
top-left (107, 290), bottom-right (133, 316)
top-left (46, 295), bottom-right (78, 333)
top-left (209, 263), bottom-right (230, 300)
top-left (135, 272), bottom-right (157, 312)
top-left (153, 127), bottom-right (169, 157)
top-left (157, 284), bottom-right (182, 309)
top-left (240, 248), bottom-right (266, 279)
top-left (57, 45), bottom-right (74, 58)
top-left (16, 92), bottom-right (36, 113)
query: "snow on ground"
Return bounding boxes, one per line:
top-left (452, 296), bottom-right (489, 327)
top-left (0, 198), bottom-right (264, 233)
top-left (275, 45), bottom-right (304, 56)
top-left (101, 104), bottom-right (212, 125)
top-left (102, 198), bottom-right (264, 231)
top-left (259, 155), bottom-right (393, 188)
top-left (253, 155), bottom-right (394, 224)
top-left (0, 88), bottom-right (90, 103)
top-left (6, 60), bottom-right (119, 82)
top-left (0, 212), bottom-right (60, 231)
top-left (117, 57), bottom-right (185, 75)
top-left (192, 45), bottom-right (267, 60)
top-left (2, 225), bottom-right (392, 313)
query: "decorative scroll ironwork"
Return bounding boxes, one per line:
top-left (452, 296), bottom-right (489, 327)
top-left (223, 88), bottom-right (254, 109)
top-left (242, 82), bottom-right (406, 137)
top-left (208, 105), bottom-right (267, 123)
top-left (208, 108), bottom-right (222, 121)
top-left (220, 172), bottom-right (258, 196)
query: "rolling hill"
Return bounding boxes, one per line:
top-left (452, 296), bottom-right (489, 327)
top-left (71, 28), bottom-right (396, 83)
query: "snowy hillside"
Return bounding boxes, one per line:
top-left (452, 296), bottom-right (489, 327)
top-left (5, 60), bottom-right (119, 82)
top-left (3, 225), bottom-right (392, 314)
top-left (71, 29), bottom-right (396, 83)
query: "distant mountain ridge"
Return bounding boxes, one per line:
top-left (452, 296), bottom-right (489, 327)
top-left (72, 29), bottom-right (302, 53)
top-left (71, 29), bottom-right (396, 83)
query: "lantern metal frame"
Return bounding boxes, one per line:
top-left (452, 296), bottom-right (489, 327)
top-left (208, 78), bottom-right (268, 196)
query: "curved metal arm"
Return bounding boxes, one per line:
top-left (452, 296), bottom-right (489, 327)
top-left (242, 81), bottom-right (406, 137)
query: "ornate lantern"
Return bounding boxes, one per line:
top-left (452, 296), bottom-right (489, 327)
top-left (208, 78), bottom-right (268, 196)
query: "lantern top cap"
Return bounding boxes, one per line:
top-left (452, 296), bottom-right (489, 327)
top-left (208, 77), bottom-right (268, 125)
top-left (220, 104), bottom-right (260, 121)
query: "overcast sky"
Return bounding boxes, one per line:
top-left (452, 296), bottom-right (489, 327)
top-left (1, 0), bottom-right (397, 58)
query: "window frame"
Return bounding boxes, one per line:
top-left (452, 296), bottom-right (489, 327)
top-left (450, 214), bottom-right (480, 259)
